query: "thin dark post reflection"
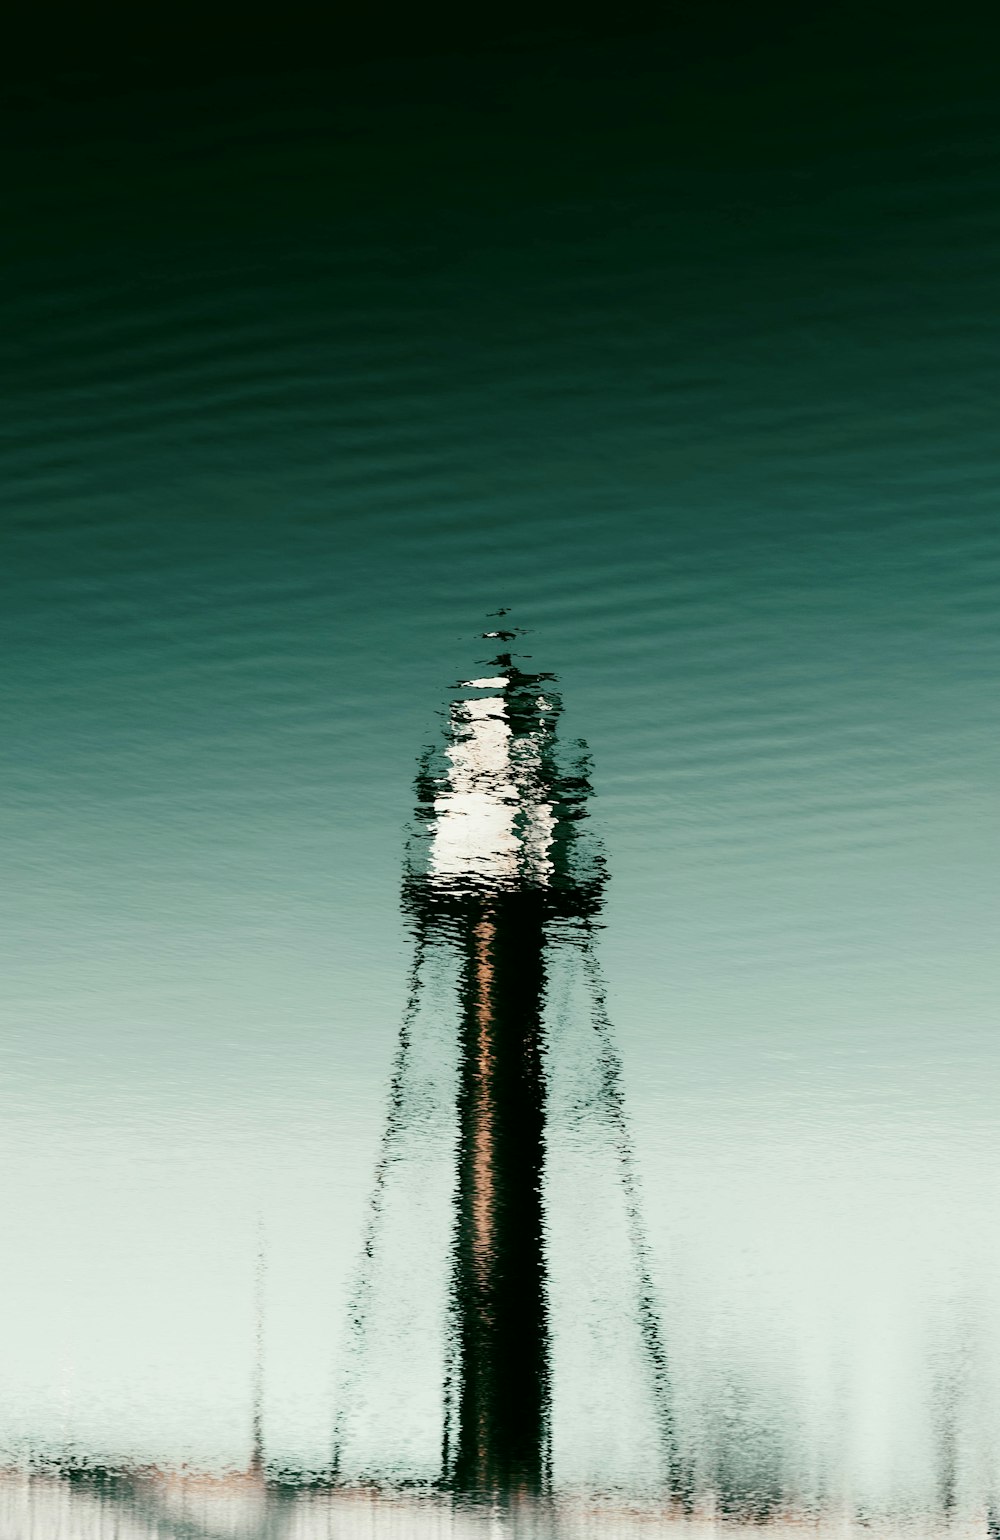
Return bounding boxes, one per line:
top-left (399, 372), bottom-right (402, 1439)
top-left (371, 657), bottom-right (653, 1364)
top-left (250, 1225), bottom-right (266, 1480)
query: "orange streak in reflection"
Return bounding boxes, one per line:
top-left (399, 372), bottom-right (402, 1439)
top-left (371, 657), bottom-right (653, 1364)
top-left (471, 913), bottom-right (499, 1484)
top-left (471, 915), bottom-right (497, 1299)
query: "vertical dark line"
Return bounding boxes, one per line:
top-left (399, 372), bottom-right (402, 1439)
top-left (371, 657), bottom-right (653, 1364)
top-left (331, 921), bottom-right (430, 1481)
top-left (251, 1222), bottom-right (266, 1478)
top-left (439, 1291), bottom-right (457, 1489)
top-left (579, 931), bottom-right (686, 1503)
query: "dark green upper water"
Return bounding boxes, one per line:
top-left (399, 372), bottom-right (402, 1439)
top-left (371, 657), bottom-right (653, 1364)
top-left (2, 11), bottom-right (999, 1508)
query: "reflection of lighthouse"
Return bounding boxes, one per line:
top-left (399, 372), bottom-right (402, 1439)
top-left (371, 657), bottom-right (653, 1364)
top-left (403, 635), bottom-right (605, 1501)
top-left (333, 626), bottom-right (675, 1505)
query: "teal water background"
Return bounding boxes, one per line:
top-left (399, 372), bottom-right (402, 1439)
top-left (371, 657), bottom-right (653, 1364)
top-left (2, 13), bottom-right (999, 1504)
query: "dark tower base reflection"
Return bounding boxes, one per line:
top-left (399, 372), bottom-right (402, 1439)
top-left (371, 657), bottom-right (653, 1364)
top-left (447, 894), bottom-right (550, 1497)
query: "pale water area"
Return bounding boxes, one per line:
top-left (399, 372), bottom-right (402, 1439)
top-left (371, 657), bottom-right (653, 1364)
top-left (2, 11), bottom-right (1000, 1535)
top-left (0, 1476), bottom-right (995, 1540)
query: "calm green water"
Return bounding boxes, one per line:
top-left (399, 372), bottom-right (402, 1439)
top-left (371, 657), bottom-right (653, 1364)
top-left (2, 15), bottom-right (999, 1517)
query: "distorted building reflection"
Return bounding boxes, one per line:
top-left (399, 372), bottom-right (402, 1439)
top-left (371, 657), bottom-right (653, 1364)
top-left (401, 633), bottom-right (607, 1501)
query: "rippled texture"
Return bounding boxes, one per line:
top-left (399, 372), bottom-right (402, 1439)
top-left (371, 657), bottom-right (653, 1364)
top-left (2, 11), bottom-right (1000, 1532)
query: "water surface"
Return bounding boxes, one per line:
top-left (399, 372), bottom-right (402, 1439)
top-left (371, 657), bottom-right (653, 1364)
top-left (2, 13), bottom-right (999, 1524)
